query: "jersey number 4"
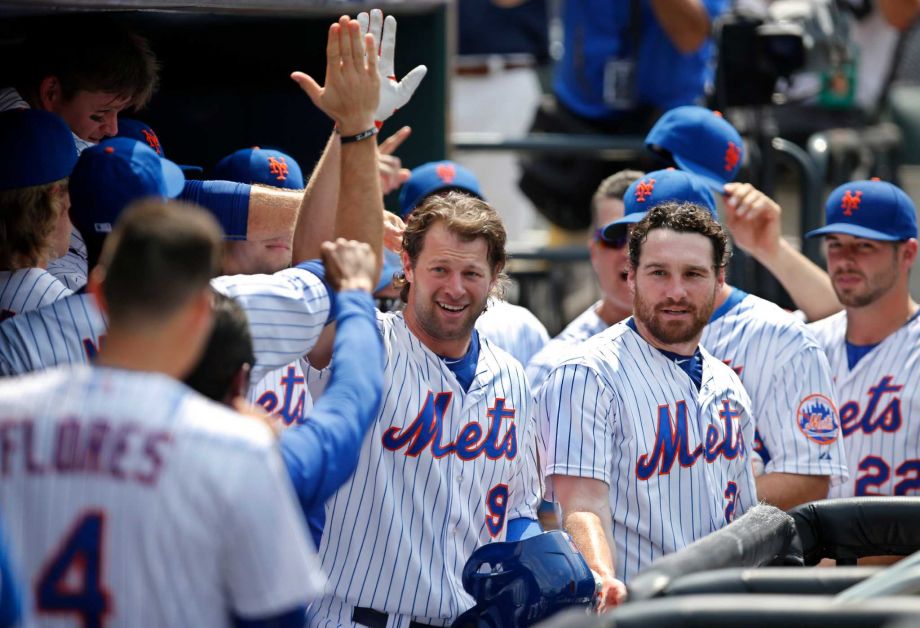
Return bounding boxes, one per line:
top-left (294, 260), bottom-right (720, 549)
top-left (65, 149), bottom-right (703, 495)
top-left (35, 511), bottom-right (111, 628)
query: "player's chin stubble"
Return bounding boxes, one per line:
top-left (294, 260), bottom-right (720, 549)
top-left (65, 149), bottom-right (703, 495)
top-left (634, 293), bottom-right (714, 346)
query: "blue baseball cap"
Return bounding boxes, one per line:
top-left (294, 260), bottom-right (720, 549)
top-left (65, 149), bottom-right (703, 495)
top-left (375, 248), bottom-right (404, 293)
top-left (645, 106), bottom-right (744, 192)
top-left (399, 160), bottom-right (483, 217)
top-left (211, 147), bottom-right (305, 190)
top-left (600, 169), bottom-right (717, 242)
top-left (805, 179), bottom-right (918, 241)
top-left (0, 109), bottom-right (78, 191)
top-left (69, 137), bottom-right (185, 236)
top-left (117, 118), bottom-right (203, 173)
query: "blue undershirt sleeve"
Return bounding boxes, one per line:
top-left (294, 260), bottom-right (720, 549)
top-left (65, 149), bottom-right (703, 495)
top-left (279, 290), bottom-right (384, 514)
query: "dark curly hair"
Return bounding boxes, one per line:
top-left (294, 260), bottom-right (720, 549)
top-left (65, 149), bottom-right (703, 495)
top-left (629, 202), bottom-right (730, 270)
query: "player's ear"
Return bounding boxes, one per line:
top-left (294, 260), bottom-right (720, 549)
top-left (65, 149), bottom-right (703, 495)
top-left (38, 76), bottom-right (63, 110)
top-left (900, 238), bottom-right (918, 270)
top-left (400, 249), bottom-right (413, 283)
top-left (87, 266), bottom-right (108, 314)
top-left (228, 363), bottom-right (251, 404)
top-left (716, 265), bottom-right (726, 288)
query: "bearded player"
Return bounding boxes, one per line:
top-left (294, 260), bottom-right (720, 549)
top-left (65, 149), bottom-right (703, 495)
top-left (536, 202), bottom-right (758, 608)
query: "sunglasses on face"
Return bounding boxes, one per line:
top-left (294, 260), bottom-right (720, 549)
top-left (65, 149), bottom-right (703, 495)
top-left (594, 228), bottom-right (629, 250)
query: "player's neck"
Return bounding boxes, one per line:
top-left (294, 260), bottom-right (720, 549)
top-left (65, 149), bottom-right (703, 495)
top-left (845, 286), bottom-right (918, 345)
top-left (94, 327), bottom-right (191, 380)
top-left (403, 307), bottom-right (473, 359)
top-left (595, 298), bottom-right (631, 326)
top-left (713, 283), bottom-right (733, 310)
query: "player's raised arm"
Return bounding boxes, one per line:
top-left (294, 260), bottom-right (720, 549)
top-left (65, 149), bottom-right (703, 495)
top-left (279, 238), bottom-right (384, 512)
top-left (723, 182), bottom-right (842, 321)
top-left (293, 15), bottom-right (383, 275)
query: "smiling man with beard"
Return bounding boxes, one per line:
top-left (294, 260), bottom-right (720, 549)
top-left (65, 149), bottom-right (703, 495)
top-left (307, 191), bottom-right (541, 627)
top-left (536, 201), bottom-right (758, 609)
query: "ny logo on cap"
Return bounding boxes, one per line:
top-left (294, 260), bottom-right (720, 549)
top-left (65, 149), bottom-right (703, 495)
top-left (436, 163), bottom-right (456, 184)
top-left (724, 142), bottom-right (741, 172)
top-left (634, 178), bottom-right (656, 202)
top-left (268, 156), bottom-right (289, 181)
top-left (841, 190), bottom-right (862, 216)
top-left (141, 129), bottom-right (162, 156)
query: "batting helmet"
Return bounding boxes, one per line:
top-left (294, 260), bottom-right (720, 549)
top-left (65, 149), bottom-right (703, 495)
top-left (452, 531), bottom-right (598, 627)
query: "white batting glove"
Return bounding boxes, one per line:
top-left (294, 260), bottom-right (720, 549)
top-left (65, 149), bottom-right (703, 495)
top-left (358, 9), bottom-right (428, 126)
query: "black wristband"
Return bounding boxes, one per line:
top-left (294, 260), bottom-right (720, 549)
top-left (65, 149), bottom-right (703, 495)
top-left (338, 126), bottom-right (378, 144)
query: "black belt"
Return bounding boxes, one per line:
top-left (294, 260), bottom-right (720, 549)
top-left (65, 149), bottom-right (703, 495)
top-left (352, 606), bottom-right (440, 628)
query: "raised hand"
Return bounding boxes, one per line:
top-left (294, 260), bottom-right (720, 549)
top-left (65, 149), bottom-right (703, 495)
top-left (291, 16), bottom-right (381, 135)
top-left (357, 9), bottom-right (428, 126)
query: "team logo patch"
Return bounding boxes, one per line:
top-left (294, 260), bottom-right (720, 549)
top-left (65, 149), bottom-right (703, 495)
top-left (724, 141), bottom-right (741, 172)
top-left (634, 178), bottom-right (656, 202)
top-left (796, 394), bottom-right (839, 445)
top-left (436, 163), bottom-right (456, 184)
top-left (841, 190), bottom-right (862, 216)
top-left (268, 156), bottom-right (289, 181)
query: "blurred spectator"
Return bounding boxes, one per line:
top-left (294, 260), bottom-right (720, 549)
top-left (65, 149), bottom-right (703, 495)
top-left (452, 0), bottom-right (550, 243)
top-left (519, 0), bottom-right (729, 231)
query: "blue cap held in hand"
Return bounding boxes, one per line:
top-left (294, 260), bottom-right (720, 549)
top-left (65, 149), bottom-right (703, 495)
top-left (645, 106), bottom-right (744, 192)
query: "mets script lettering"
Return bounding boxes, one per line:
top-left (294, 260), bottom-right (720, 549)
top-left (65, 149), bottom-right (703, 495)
top-left (636, 400), bottom-right (745, 480)
top-left (840, 375), bottom-right (902, 437)
top-left (382, 392), bottom-right (517, 461)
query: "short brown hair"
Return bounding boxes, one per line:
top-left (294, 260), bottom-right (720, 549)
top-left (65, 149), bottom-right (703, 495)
top-left (17, 18), bottom-right (160, 110)
top-left (629, 202), bottom-right (731, 270)
top-left (0, 178), bottom-right (67, 270)
top-left (591, 169), bottom-right (644, 229)
top-left (98, 200), bottom-right (223, 325)
top-left (395, 191), bottom-right (508, 303)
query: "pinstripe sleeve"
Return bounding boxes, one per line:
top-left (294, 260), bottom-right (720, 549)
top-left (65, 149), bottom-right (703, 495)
top-left (507, 388), bottom-right (540, 521)
top-left (211, 267), bottom-right (331, 383)
top-left (759, 345), bottom-right (849, 485)
top-left (537, 362), bottom-right (614, 491)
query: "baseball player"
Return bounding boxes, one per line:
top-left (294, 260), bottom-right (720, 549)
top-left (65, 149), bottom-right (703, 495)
top-left (307, 191), bottom-right (540, 627)
top-left (537, 202), bottom-right (758, 607)
top-left (0, 200), bottom-right (321, 626)
top-left (805, 179), bottom-right (920, 499)
top-left (397, 159), bottom-right (551, 366)
top-left (0, 109), bottom-right (76, 317)
top-left (525, 169), bottom-right (643, 393)
top-left (597, 170), bottom-right (848, 509)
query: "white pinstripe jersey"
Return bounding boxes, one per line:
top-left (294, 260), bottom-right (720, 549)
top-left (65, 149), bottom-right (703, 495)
top-left (0, 268), bottom-right (72, 318)
top-left (525, 301), bottom-right (608, 394)
top-left (0, 365), bottom-right (322, 627)
top-left (0, 267), bottom-right (330, 383)
top-left (248, 359), bottom-right (316, 426)
top-left (475, 299), bottom-right (550, 367)
top-left (310, 312), bottom-right (539, 626)
top-left (537, 320), bottom-right (758, 583)
top-left (809, 310), bottom-right (920, 497)
top-left (702, 290), bottom-right (848, 485)
top-left (46, 228), bottom-right (89, 292)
